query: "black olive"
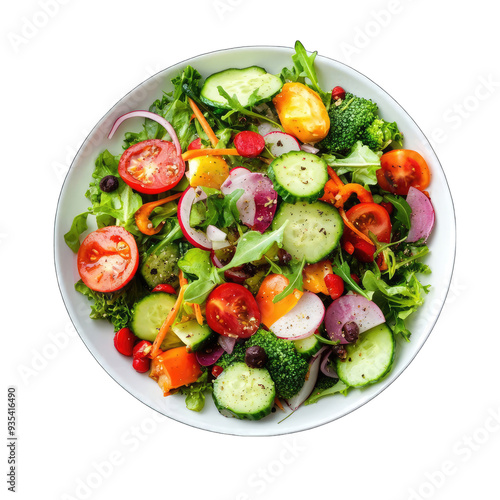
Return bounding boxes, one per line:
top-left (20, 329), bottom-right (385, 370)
top-left (245, 346), bottom-right (267, 368)
top-left (99, 175), bottom-right (119, 193)
top-left (342, 321), bottom-right (359, 343)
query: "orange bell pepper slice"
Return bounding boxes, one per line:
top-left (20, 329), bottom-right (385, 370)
top-left (149, 346), bottom-right (202, 396)
top-left (302, 260), bottom-right (333, 295)
top-left (134, 192), bottom-right (182, 236)
top-left (255, 274), bottom-right (303, 328)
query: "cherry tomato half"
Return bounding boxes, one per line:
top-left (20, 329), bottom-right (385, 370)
top-left (342, 203), bottom-right (392, 262)
top-left (77, 226), bottom-right (139, 293)
top-left (205, 283), bottom-right (261, 338)
top-left (118, 139), bottom-right (185, 194)
top-left (377, 149), bottom-right (431, 195)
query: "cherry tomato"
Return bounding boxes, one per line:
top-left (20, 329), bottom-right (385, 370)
top-left (331, 86), bottom-right (346, 101)
top-left (377, 149), bottom-right (431, 195)
top-left (273, 82), bottom-right (330, 143)
top-left (342, 203), bottom-right (392, 262)
top-left (206, 283), bottom-right (261, 338)
top-left (113, 327), bottom-right (137, 356)
top-left (133, 340), bottom-right (152, 359)
top-left (118, 139), bottom-right (184, 194)
top-left (187, 138), bottom-right (202, 150)
top-left (211, 365), bottom-right (224, 378)
top-left (152, 284), bottom-right (176, 294)
top-left (77, 226), bottom-right (139, 293)
top-left (132, 356), bottom-right (151, 373)
top-left (233, 131), bottom-right (265, 158)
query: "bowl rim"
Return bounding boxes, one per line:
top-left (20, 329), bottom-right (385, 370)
top-left (53, 43), bottom-right (456, 436)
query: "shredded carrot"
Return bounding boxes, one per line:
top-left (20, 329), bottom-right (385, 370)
top-left (134, 192), bottom-right (182, 236)
top-left (274, 396), bottom-right (285, 412)
top-left (150, 283), bottom-right (186, 358)
top-left (188, 98), bottom-right (219, 148)
top-left (179, 271), bottom-right (203, 326)
top-left (338, 207), bottom-right (374, 247)
top-left (181, 148), bottom-right (239, 161)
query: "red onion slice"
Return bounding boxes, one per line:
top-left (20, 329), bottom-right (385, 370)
top-left (319, 348), bottom-right (338, 378)
top-left (217, 335), bottom-right (236, 354)
top-left (177, 187), bottom-right (212, 250)
top-left (195, 345), bottom-right (224, 366)
top-left (406, 186), bottom-right (435, 243)
top-left (108, 110), bottom-right (182, 157)
top-left (324, 295), bottom-right (385, 344)
top-left (300, 143), bottom-right (320, 154)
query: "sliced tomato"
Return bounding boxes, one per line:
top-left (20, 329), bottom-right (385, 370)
top-left (118, 139), bottom-right (185, 194)
top-left (205, 283), bottom-right (261, 338)
top-left (377, 149), bottom-right (431, 195)
top-left (255, 274), bottom-right (303, 328)
top-left (77, 226), bottom-right (139, 292)
top-left (342, 203), bottom-right (392, 262)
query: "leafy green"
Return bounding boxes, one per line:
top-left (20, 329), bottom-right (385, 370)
top-left (323, 141), bottom-right (382, 186)
top-left (74, 279), bottom-right (146, 331)
top-left (331, 253), bottom-right (370, 299)
top-left (219, 223), bottom-right (288, 271)
top-left (383, 194), bottom-right (412, 231)
top-left (179, 371), bottom-right (211, 412)
top-left (288, 41), bottom-right (331, 108)
top-left (178, 248), bottom-right (223, 304)
top-left (64, 212), bottom-right (89, 252)
top-left (272, 256), bottom-right (306, 303)
top-left (217, 87), bottom-right (284, 131)
top-left (304, 380), bottom-right (348, 406)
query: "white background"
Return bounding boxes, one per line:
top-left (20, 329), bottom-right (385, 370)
top-left (2, 1), bottom-right (499, 499)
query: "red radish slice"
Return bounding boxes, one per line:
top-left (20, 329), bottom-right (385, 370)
top-left (221, 172), bottom-right (278, 233)
top-left (108, 110), bottom-right (181, 157)
top-left (207, 225), bottom-right (228, 242)
top-left (285, 353), bottom-right (322, 410)
top-left (406, 186), bottom-right (435, 243)
top-left (270, 292), bottom-right (325, 340)
top-left (264, 131), bottom-right (300, 157)
top-left (324, 295), bottom-right (385, 344)
top-left (228, 167), bottom-right (251, 178)
top-left (177, 187), bottom-right (212, 250)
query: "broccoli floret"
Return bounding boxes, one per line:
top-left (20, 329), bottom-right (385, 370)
top-left (216, 342), bottom-right (246, 370)
top-left (361, 118), bottom-right (404, 152)
top-left (320, 92), bottom-right (378, 154)
top-left (314, 372), bottom-right (339, 391)
top-left (245, 329), bottom-right (309, 399)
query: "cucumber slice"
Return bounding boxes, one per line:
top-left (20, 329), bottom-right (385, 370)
top-left (171, 320), bottom-right (215, 352)
top-left (131, 293), bottom-right (182, 351)
top-left (294, 335), bottom-right (321, 358)
top-left (200, 66), bottom-right (283, 110)
top-left (268, 151), bottom-right (328, 203)
top-left (271, 201), bottom-right (343, 263)
top-left (212, 362), bottom-right (276, 420)
top-left (140, 243), bottom-right (180, 289)
top-left (336, 323), bottom-right (395, 387)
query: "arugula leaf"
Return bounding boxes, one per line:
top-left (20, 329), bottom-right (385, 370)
top-left (314, 334), bottom-right (340, 346)
top-left (383, 193), bottom-right (412, 230)
top-left (64, 212), bottom-right (89, 252)
top-left (220, 223), bottom-right (288, 272)
top-left (331, 254), bottom-right (370, 299)
top-left (290, 41), bottom-right (331, 108)
top-left (323, 141), bottom-right (382, 186)
top-left (217, 87), bottom-right (284, 131)
top-left (272, 256), bottom-right (305, 303)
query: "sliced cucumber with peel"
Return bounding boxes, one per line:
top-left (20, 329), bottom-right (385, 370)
top-left (171, 320), bottom-right (215, 352)
top-left (268, 151), bottom-right (328, 203)
top-left (200, 66), bottom-right (283, 110)
top-left (271, 200), bottom-right (343, 263)
top-left (336, 323), bottom-right (395, 387)
top-left (212, 362), bottom-right (276, 420)
top-left (294, 335), bottom-right (321, 358)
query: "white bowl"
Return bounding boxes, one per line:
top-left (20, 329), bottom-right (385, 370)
top-left (54, 45), bottom-right (456, 436)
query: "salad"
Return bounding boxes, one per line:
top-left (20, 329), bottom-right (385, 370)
top-left (65, 41), bottom-right (435, 421)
